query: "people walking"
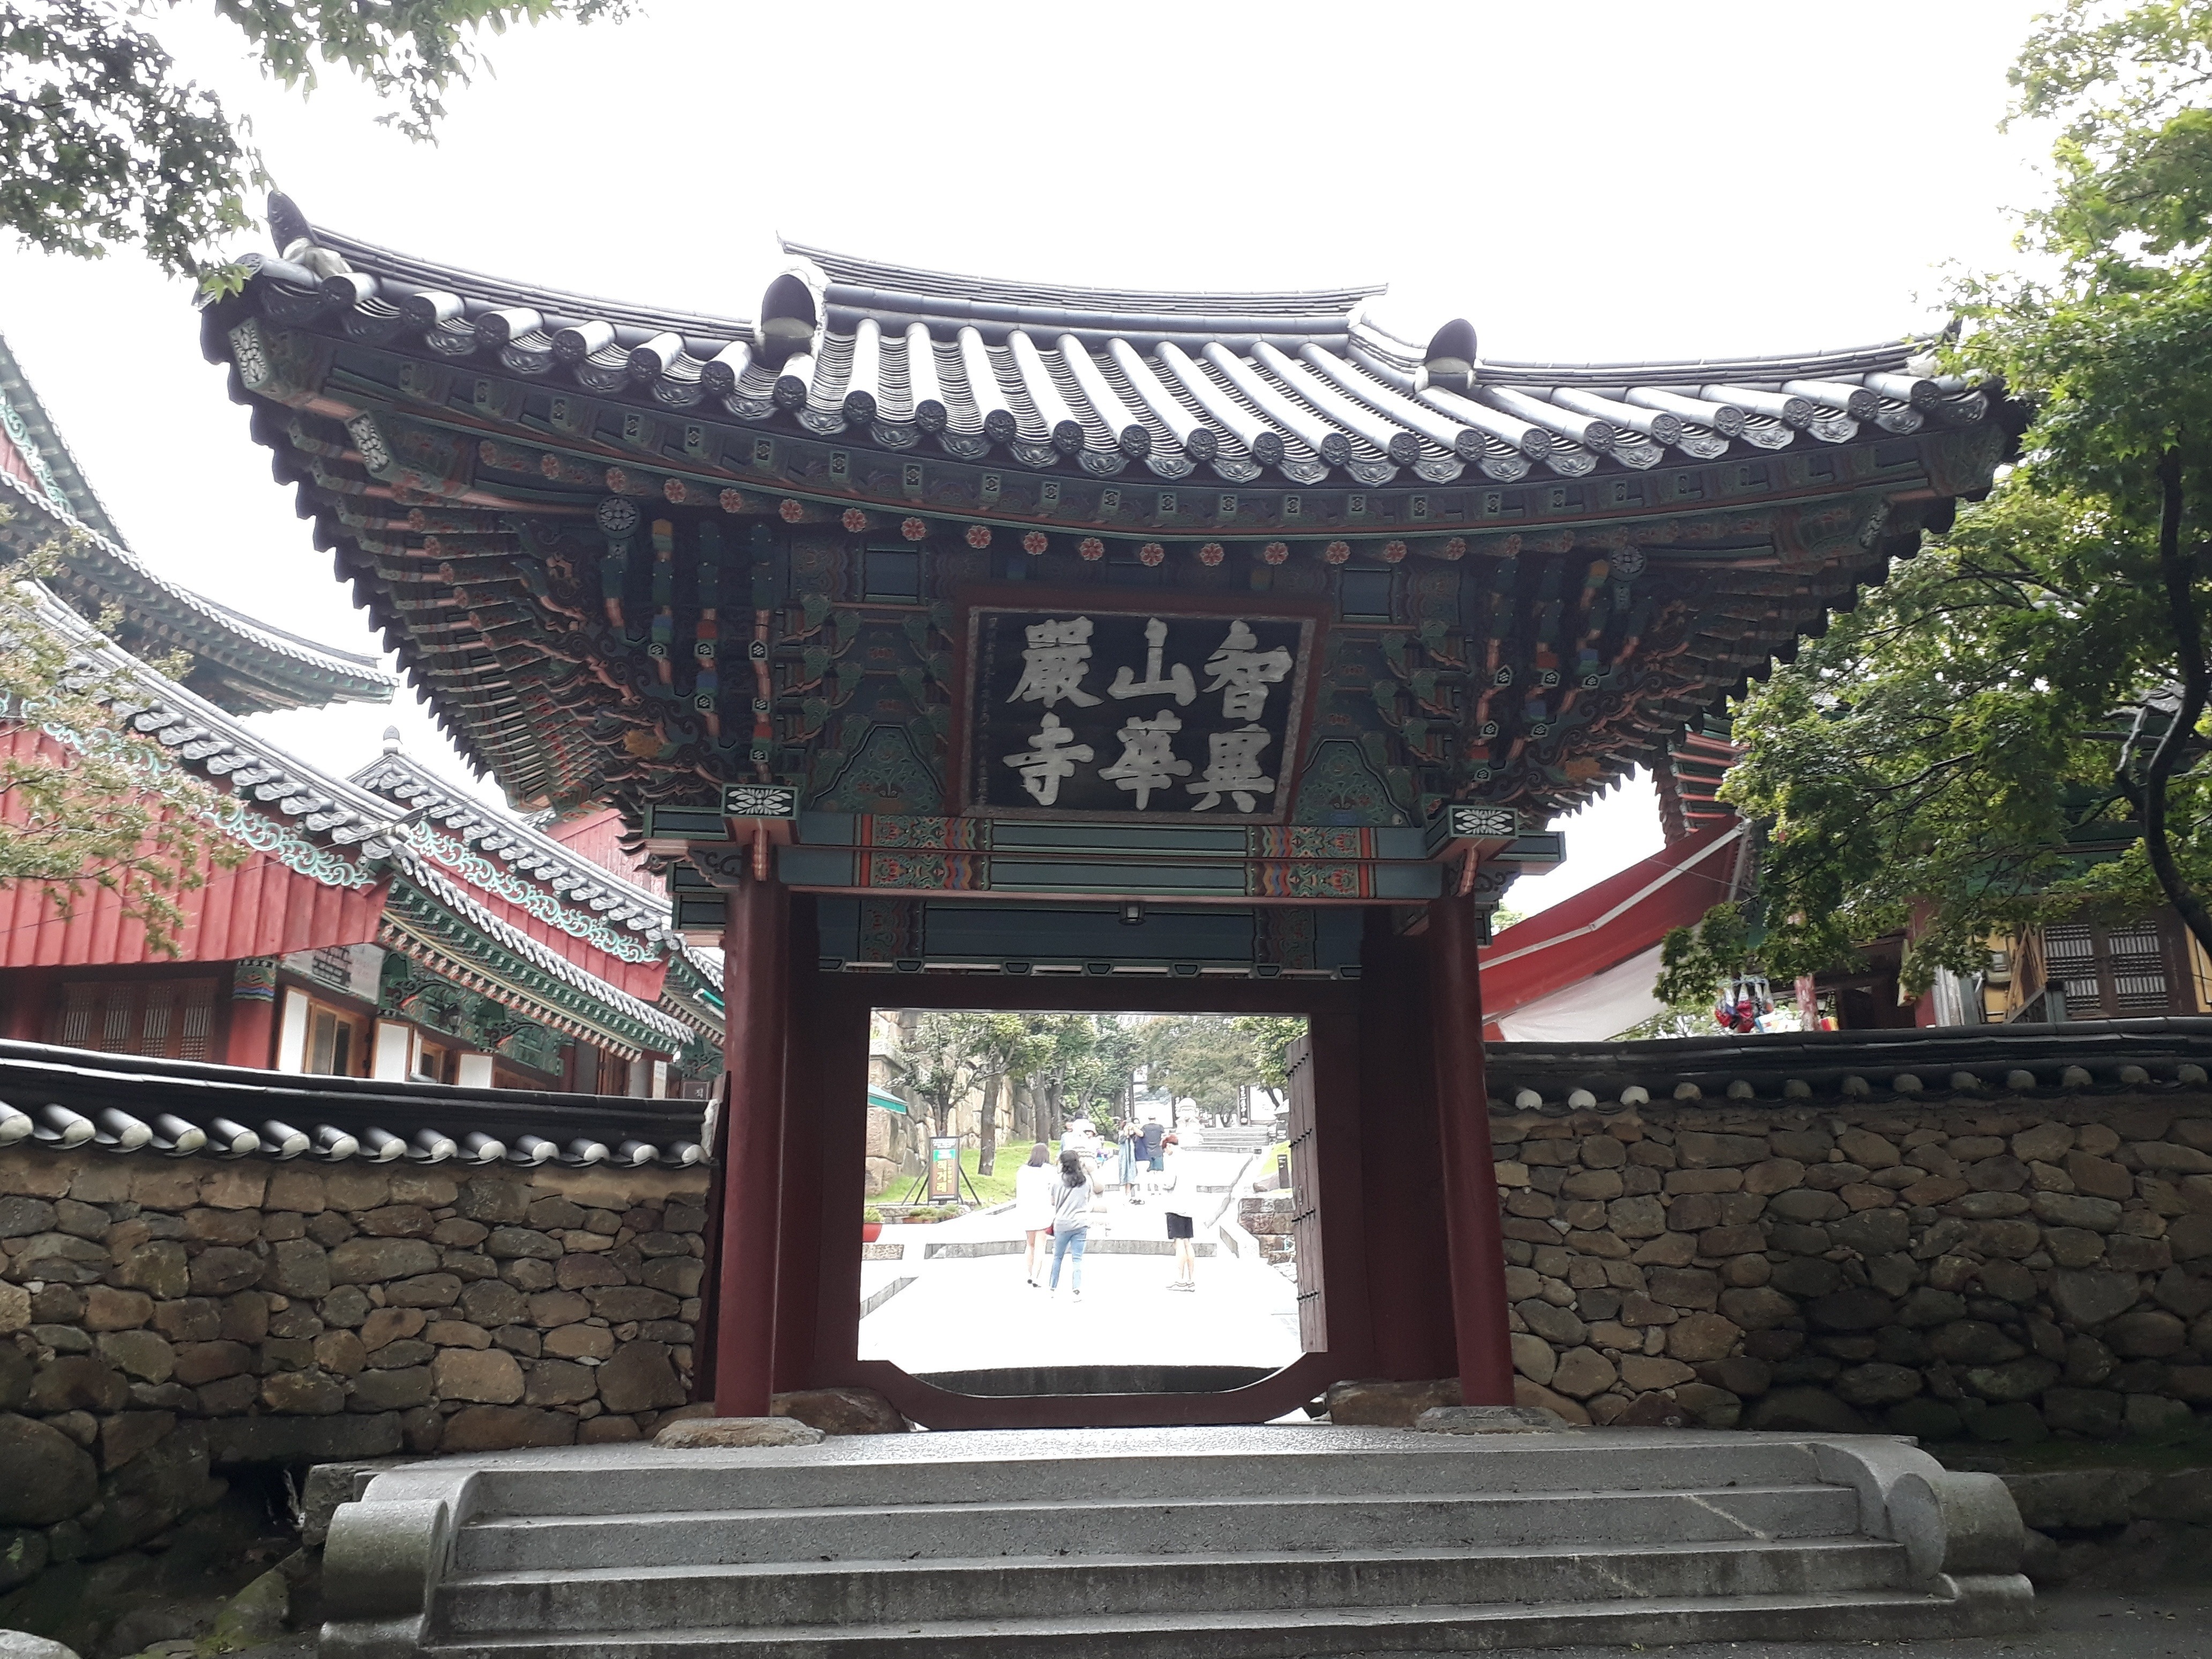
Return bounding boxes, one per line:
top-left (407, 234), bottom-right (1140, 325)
top-left (1014, 1141), bottom-right (1055, 1287)
top-left (1161, 1133), bottom-right (1196, 1291)
top-left (1047, 1146), bottom-right (1094, 1300)
top-left (1144, 1117), bottom-right (1168, 1199)
top-left (1117, 1116), bottom-right (1141, 1199)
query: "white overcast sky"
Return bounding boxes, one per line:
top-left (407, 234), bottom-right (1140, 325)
top-left (2, 0), bottom-right (2049, 910)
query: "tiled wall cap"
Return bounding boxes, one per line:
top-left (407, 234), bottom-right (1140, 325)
top-left (1893, 1074), bottom-right (1924, 1094)
top-left (2006, 1069), bottom-right (2038, 1090)
top-left (1951, 1071), bottom-right (1983, 1092)
top-left (2119, 1064), bottom-right (2151, 1085)
top-left (1726, 1080), bottom-right (1755, 1100)
top-left (1783, 1079), bottom-right (1812, 1098)
top-left (1567, 1088), bottom-right (1597, 1110)
top-left (1672, 1082), bottom-right (1702, 1102)
top-left (2061, 1065), bottom-right (2094, 1088)
top-left (1514, 1088), bottom-right (1544, 1111)
top-left (1619, 1086), bottom-right (1650, 1107)
top-left (2182, 1064), bottom-right (2208, 1084)
top-left (1841, 1075), bottom-right (1872, 1096)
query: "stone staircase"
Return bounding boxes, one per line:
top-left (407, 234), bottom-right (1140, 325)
top-left (322, 1425), bottom-right (2032, 1658)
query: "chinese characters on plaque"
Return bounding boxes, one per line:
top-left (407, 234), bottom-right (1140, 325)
top-left (963, 604), bottom-right (1317, 821)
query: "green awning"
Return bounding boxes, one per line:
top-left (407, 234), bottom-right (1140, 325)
top-left (867, 1088), bottom-right (909, 1115)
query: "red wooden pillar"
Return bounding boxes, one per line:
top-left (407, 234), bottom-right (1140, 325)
top-left (1428, 889), bottom-right (1516, 1405)
top-left (225, 959), bottom-right (278, 1068)
top-left (714, 871), bottom-right (790, 1417)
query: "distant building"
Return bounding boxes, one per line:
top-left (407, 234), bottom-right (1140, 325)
top-left (0, 330), bottom-right (721, 1093)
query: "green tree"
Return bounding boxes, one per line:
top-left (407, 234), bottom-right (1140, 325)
top-left (1137, 1015), bottom-right (1265, 1118)
top-left (1675, 1), bottom-right (2212, 998)
top-left (3, 0), bottom-right (632, 284)
top-left (2, 536), bottom-right (247, 955)
top-left (1231, 1014), bottom-right (1305, 1112)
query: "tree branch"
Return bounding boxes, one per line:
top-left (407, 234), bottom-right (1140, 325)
top-left (2135, 447), bottom-right (2212, 958)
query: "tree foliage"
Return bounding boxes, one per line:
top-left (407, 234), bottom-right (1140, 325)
top-left (1681, 1), bottom-right (2212, 999)
top-left (2, 0), bottom-right (631, 282)
top-left (2, 536), bottom-right (247, 955)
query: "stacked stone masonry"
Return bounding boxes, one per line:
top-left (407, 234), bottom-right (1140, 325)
top-left (1491, 1092), bottom-right (2212, 1440)
top-left (0, 1147), bottom-right (708, 1590)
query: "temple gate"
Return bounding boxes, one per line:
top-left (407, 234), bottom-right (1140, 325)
top-left (204, 196), bottom-right (2008, 1425)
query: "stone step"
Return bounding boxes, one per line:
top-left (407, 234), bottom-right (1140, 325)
top-left (434, 1538), bottom-right (1911, 1633)
top-left (450, 1434), bottom-right (1830, 1519)
top-left (454, 1483), bottom-right (1862, 1573)
top-left (421, 1581), bottom-right (2030, 1659)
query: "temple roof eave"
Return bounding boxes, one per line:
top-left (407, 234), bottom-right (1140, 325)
top-left (1, 334), bottom-right (397, 715)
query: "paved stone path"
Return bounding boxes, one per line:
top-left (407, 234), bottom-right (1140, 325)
top-left (860, 1147), bottom-right (1300, 1375)
top-left (1449, 1588), bottom-right (2212, 1658)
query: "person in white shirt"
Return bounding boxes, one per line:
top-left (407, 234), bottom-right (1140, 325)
top-left (1014, 1142), bottom-right (1055, 1288)
top-left (1161, 1133), bottom-right (1197, 1291)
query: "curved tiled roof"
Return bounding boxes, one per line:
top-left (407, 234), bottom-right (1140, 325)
top-left (0, 1039), bottom-right (704, 1167)
top-left (353, 746), bottom-right (671, 940)
top-left (0, 330), bottom-right (395, 714)
top-left (19, 589), bottom-right (716, 1055)
top-left (21, 583), bottom-right (409, 859)
top-left (198, 197), bottom-right (2012, 823)
top-left (230, 199), bottom-right (1985, 496)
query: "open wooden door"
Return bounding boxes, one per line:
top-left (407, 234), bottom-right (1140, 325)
top-left (1283, 1033), bottom-right (1327, 1352)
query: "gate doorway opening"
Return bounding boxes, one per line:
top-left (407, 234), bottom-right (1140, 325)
top-left (857, 1008), bottom-right (1319, 1398)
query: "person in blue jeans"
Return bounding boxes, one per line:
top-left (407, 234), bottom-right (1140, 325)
top-left (1047, 1147), bottom-right (1095, 1300)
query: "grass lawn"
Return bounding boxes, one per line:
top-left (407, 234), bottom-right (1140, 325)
top-left (866, 1144), bottom-right (1063, 1209)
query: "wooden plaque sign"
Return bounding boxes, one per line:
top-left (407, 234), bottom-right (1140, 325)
top-left (956, 591), bottom-right (1324, 824)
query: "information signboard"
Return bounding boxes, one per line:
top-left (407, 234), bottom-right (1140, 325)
top-left (927, 1136), bottom-right (963, 1203)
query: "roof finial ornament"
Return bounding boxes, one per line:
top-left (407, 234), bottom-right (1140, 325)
top-left (382, 725), bottom-right (402, 754)
top-left (267, 192), bottom-right (312, 255)
top-left (267, 190), bottom-right (352, 280)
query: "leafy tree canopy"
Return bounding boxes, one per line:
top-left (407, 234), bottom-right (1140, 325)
top-left (3, 0), bottom-right (632, 283)
top-left (1670, 1), bottom-right (2212, 1001)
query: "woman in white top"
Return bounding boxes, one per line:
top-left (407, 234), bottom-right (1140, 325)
top-left (1014, 1142), bottom-right (1055, 1287)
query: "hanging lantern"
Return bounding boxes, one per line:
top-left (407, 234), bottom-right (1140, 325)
top-left (901, 517), bottom-right (930, 542)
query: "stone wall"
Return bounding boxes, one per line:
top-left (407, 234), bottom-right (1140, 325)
top-left (0, 1147), bottom-right (709, 1590)
top-left (1491, 1092), bottom-right (2212, 1439)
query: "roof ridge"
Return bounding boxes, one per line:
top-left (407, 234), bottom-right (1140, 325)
top-left (0, 329), bottom-right (131, 546)
top-left (350, 749), bottom-right (673, 922)
top-left (784, 240), bottom-right (1387, 320)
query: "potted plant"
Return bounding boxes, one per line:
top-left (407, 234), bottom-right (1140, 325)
top-left (862, 1206), bottom-right (884, 1243)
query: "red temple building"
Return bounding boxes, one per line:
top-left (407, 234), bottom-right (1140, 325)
top-left (0, 330), bottom-right (723, 1096)
top-left (184, 196), bottom-right (2013, 1430)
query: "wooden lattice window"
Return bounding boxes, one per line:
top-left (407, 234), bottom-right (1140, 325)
top-left (51, 980), bottom-right (216, 1059)
top-left (2038, 916), bottom-right (2193, 1017)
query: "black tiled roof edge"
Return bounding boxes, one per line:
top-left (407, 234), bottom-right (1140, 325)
top-left (234, 198), bottom-right (1987, 495)
top-left (20, 584), bottom-right (408, 856)
top-left (0, 1040), bottom-right (707, 1167)
top-left (352, 748), bottom-right (671, 938)
top-left (1485, 1019), bottom-right (2212, 1114)
top-left (0, 333), bottom-right (395, 714)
